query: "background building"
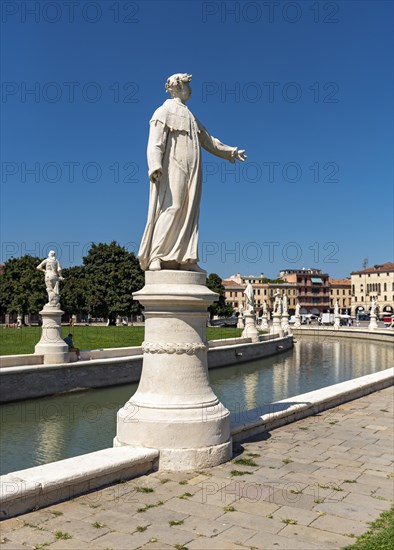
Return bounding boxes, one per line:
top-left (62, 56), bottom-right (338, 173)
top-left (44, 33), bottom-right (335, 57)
top-left (280, 269), bottom-right (330, 314)
top-left (351, 262), bottom-right (394, 317)
top-left (329, 279), bottom-right (352, 313)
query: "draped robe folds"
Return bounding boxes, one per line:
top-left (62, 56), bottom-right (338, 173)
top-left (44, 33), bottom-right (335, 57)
top-left (138, 99), bottom-right (237, 271)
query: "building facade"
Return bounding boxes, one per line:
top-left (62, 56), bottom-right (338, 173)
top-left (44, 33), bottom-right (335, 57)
top-left (350, 262), bottom-right (394, 317)
top-left (329, 279), bottom-right (352, 313)
top-left (280, 268), bottom-right (330, 314)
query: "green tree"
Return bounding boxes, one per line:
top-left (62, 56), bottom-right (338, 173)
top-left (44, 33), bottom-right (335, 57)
top-left (61, 265), bottom-right (88, 316)
top-left (0, 255), bottom-right (47, 317)
top-left (206, 273), bottom-right (233, 319)
top-left (83, 242), bottom-right (144, 322)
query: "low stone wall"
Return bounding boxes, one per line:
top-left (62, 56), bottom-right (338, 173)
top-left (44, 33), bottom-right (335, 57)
top-left (231, 367), bottom-right (394, 443)
top-left (292, 326), bottom-right (393, 343)
top-left (208, 335), bottom-right (291, 369)
top-left (0, 335), bottom-right (292, 404)
top-left (0, 354), bottom-right (43, 368)
top-left (0, 447), bottom-right (159, 520)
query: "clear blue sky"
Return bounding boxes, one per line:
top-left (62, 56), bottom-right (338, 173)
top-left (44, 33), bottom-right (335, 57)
top-left (1, 0), bottom-right (393, 279)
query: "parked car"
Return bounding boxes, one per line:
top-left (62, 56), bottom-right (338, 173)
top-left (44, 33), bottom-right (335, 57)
top-left (357, 313), bottom-right (370, 321)
top-left (383, 314), bottom-right (394, 327)
top-left (210, 316), bottom-right (238, 328)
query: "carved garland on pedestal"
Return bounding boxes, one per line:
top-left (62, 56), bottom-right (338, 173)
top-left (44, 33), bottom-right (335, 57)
top-left (142, 342), bottom-right (207, 355)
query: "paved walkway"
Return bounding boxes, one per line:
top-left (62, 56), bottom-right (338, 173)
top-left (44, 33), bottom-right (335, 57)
top-left (1, 387), bottom-right (393, 550)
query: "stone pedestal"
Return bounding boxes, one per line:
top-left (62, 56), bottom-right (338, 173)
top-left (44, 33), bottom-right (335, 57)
top-left (281, 312), bottom-right (290, 333)
top-left (260, 314), bottom-right (268, 330)
top-left (270, 312), bottom-right (283, 337)
top-left (237, 315), bottom-right (244, 329)
top-left (334, 314), bottom-right (341, 330)
top-left (369, 313), bottom-right (378, 330)
top-left (114, 271), bottom-right (232, 470)
top-left (242, 312), bottom-right (259, 343)
top-left (294, 314), bottom-right (301, 328)
top-left (35, 305), bottom-right (69, 364)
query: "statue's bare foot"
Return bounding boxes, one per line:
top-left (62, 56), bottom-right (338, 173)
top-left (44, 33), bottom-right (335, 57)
top-left (149, 259), bottom-right (161, 271)
top-left (183, 262), bottom-right (207, 274)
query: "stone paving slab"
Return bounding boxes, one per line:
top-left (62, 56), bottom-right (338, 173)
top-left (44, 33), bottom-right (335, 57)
top-left (1, 386), bottom-right (393, 550)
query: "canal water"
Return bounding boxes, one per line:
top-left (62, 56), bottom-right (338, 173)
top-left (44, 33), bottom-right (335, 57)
top-left (1, 337), bottom-right (392, 475)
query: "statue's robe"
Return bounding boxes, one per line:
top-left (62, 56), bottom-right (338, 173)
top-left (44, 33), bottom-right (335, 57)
top-left (138, 99), bottom-right (237, 271)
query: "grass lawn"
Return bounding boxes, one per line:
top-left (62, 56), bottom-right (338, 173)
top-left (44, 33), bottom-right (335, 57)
top-left (0, 326), bottom-right (244, 356)
top-left (341, 506), bottom-right (394, 550)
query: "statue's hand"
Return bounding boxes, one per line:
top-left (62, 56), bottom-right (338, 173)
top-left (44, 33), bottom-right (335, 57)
top-left (150, 169), bottom-right (162, 183)
top-left (59, 276), bottom-right (64, 281)
top-left (236, 150), bottom-right (247, 162)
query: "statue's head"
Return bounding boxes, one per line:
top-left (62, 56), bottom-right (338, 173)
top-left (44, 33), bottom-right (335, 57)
top-left (48, 250), bottom-right (56, 258)
top-left (165, 73), bottom-right (192, 102)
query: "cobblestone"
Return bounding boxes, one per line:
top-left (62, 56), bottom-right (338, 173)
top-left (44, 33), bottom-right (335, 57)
top-left (1, 387), bottom-right (393, 550)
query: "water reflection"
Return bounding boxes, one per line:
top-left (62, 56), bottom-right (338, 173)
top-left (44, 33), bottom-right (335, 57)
top-left (0, 337), bottom-right (392, 474)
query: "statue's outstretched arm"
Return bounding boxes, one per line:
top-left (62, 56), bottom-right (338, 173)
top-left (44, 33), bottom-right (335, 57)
top-left (197, 121), bottom-right (247, 163)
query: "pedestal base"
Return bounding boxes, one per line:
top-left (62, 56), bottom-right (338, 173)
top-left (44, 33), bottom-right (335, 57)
top-left (369, 315), bottom-right (378, 330)
top-left (334, 314), bottom-right (341, 330)
top-left (242, 312), bottom-right (259, 342)
top-left (115, 270), bottom-right (232, 470)
top-left (281, 312), bottom-right (290, 333)
top-left (261, 314), bottom-right (268, 330)
top-left (35, 305), bottom-right (69, 364)
top-left (270, 312), bottom-right (283, 337)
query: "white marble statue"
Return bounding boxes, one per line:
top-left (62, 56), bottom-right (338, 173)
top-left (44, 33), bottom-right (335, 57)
top-left (244, 283), bottom-right (255, 312)
top-left (273, 288), bottom-right (281, 314)
top-left (282, 293), bottom-right (288, 314)
top-left (138, 73), bottom-right (247, 272)
top-left (36, 251), bottom-right (64, 307)
top-left (334, 300), bottom-right (339, 316)
top-left (262, 300), bottom-right (267, 315)
top-left (370, 299), bottom-right (376, 316)
top-left (295, 301), bottom-right (300, 316)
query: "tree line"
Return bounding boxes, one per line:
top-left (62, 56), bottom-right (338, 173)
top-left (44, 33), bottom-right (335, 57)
top-left (0, 242), bottom-right (232, 322)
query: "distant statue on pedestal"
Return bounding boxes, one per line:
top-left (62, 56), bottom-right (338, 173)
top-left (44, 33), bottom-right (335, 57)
top-left (244, 283), bottom-right (255, 313)
top-left (273, 288), bottom-right (281, 315)
top-left (334, 300), bottom-right (340, 330)
top-left (36, 251), bottom-right (64, 308)
top-left (369, 299), bottom-right (378, 330)
top-left (282, 294), bottom-right (288, 314)
top-left (35, 251), bottom-right (69, 364)
top-left (261, 300), bottom-right (269, 330)
top-left (370, 299), bottom-right (376, 316)
top-left (294, 301), bottom-right (301, 328)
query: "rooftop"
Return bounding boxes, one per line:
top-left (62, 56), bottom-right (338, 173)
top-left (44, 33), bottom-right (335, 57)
top-left (351, 262), bottom-right (394, 275)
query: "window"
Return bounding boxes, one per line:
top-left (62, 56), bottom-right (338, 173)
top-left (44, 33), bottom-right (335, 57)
top-left (384, 283), bottom-right (387, 291)
top-left (343, 289), bottom-right (345, 295)
top-left (384, 296), bottom-right (387, 301)
top-left (257, 289), bottom-right (260, 295)
top-left (361, 296), bottom-right (364, 302)
top-left (337, 289), bottom-right (339, 295)
top-left (352, 285), bottom-right (355, 294)
top-left (355, 297), bottom-right (357, 302)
